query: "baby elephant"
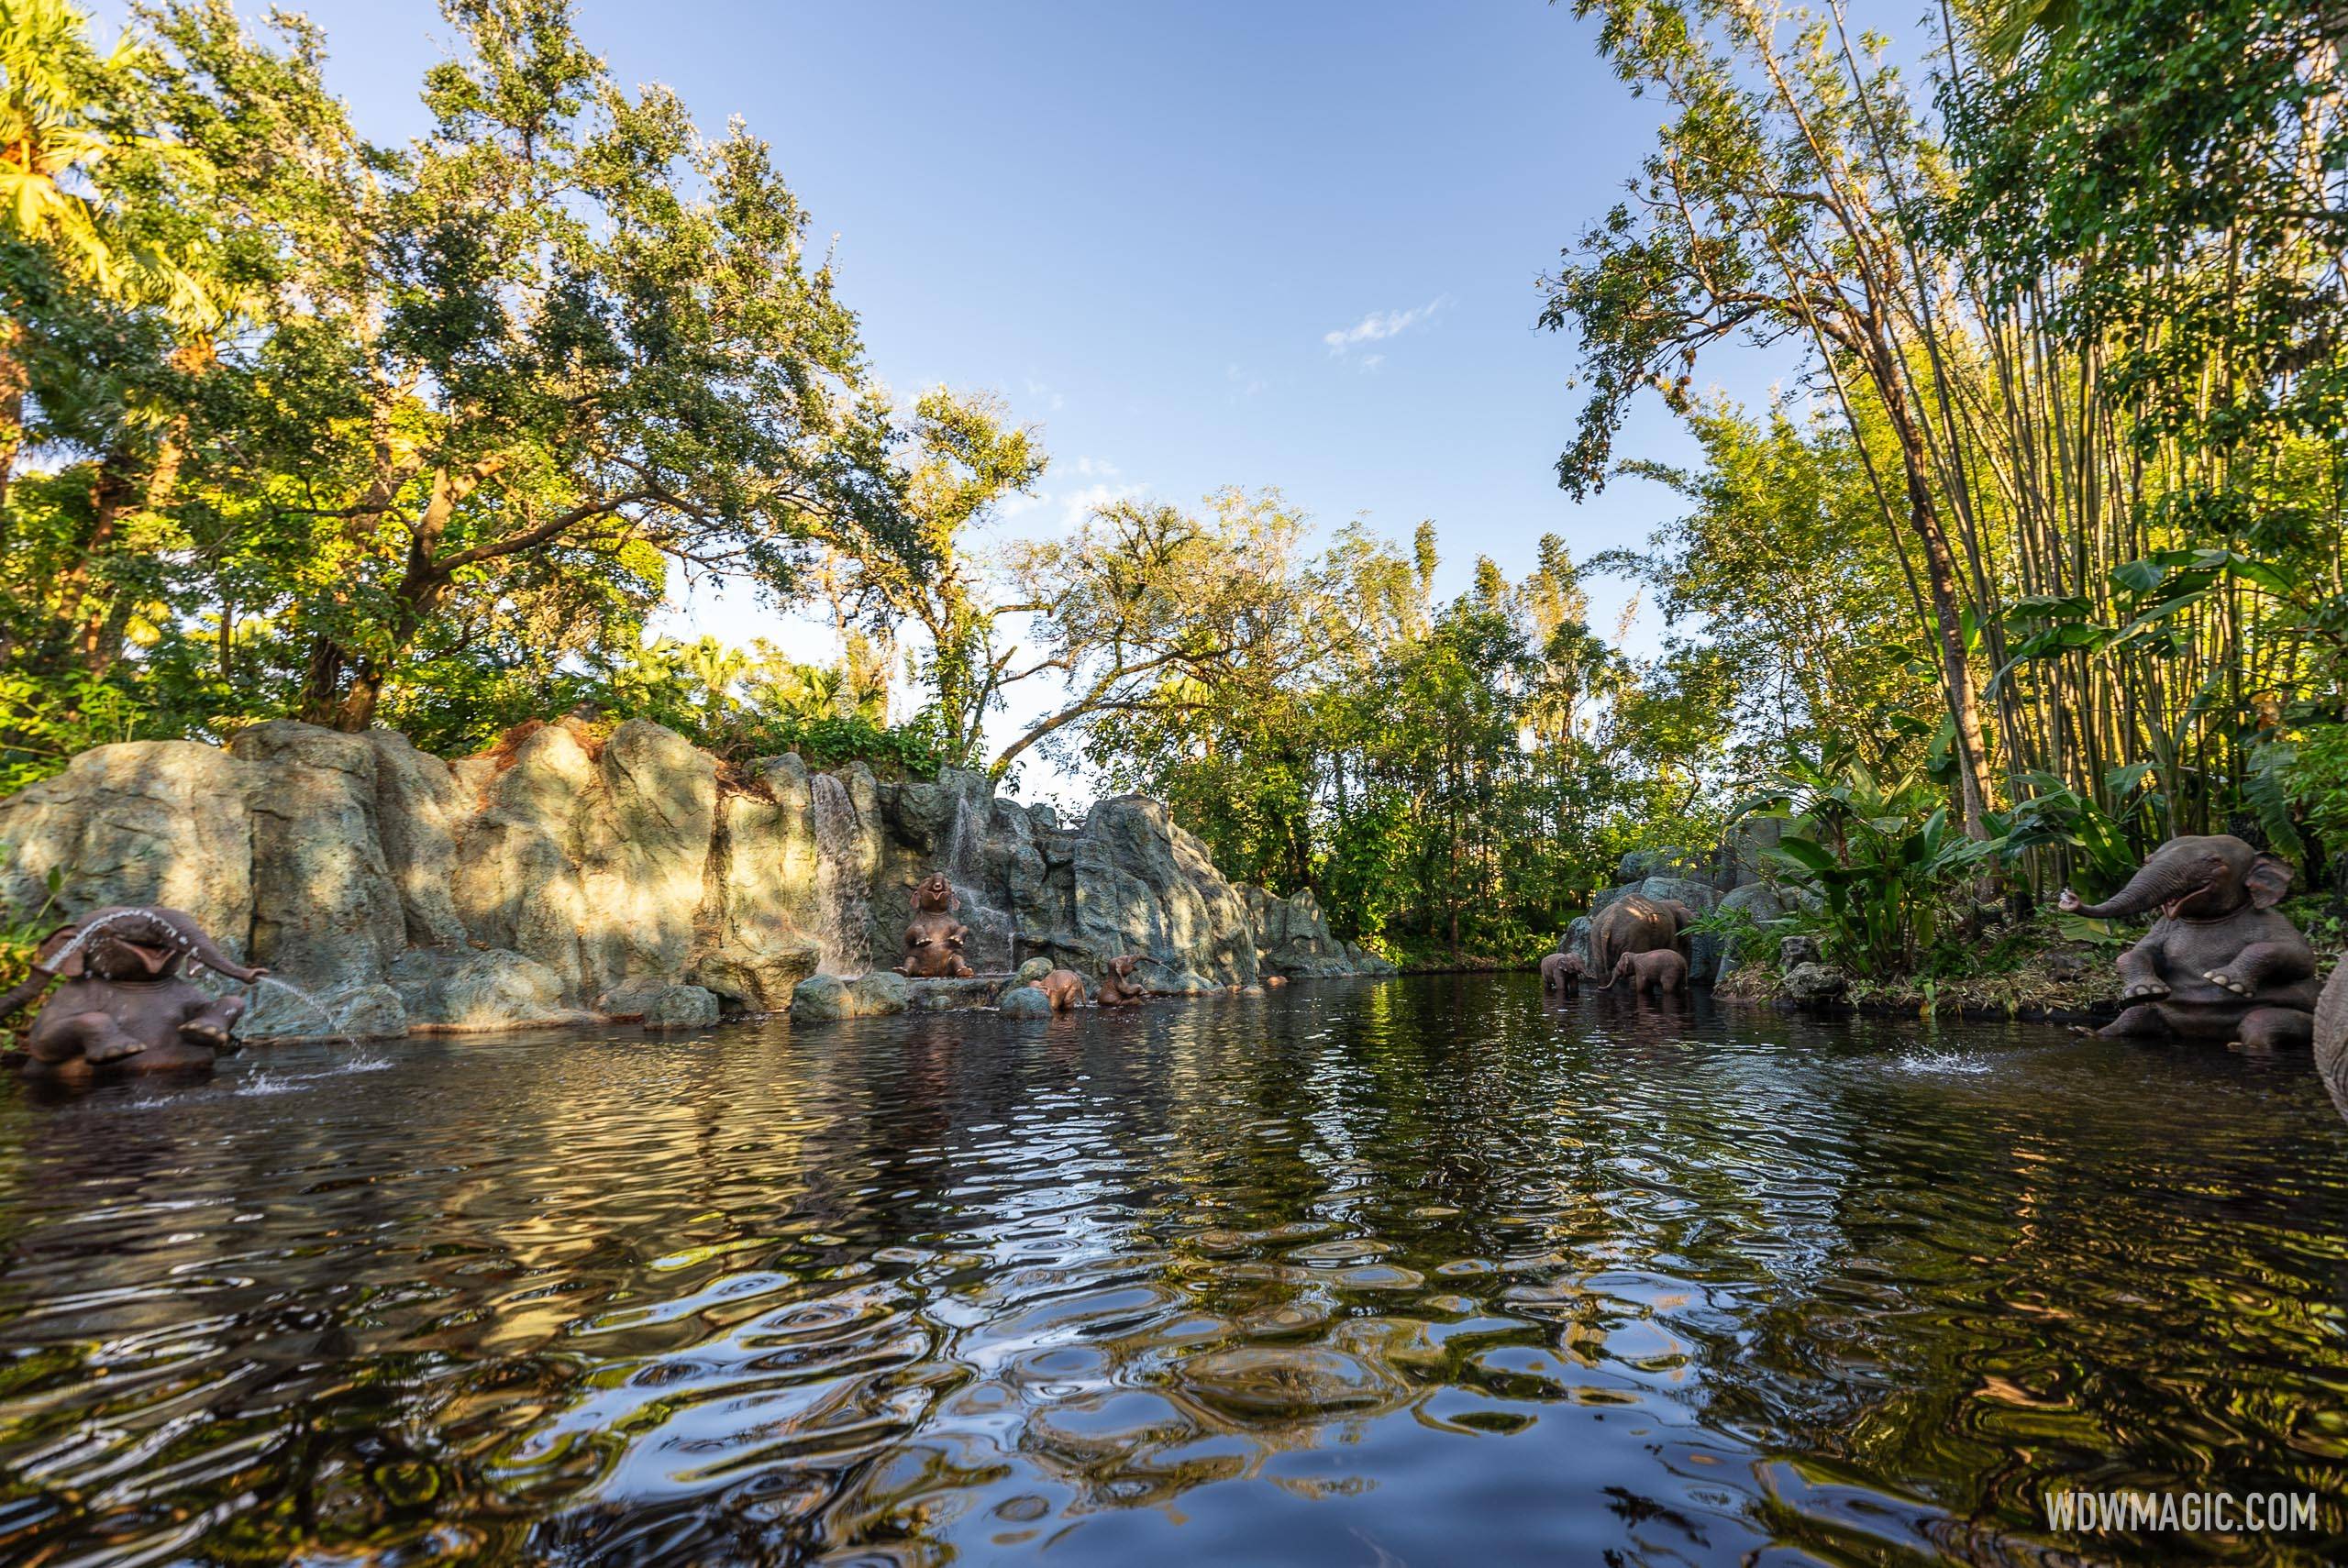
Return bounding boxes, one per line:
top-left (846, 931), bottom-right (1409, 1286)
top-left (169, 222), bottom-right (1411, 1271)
top-left (1602, 948), bottom-right (1688, 999)
top-left (1095, 955), bottom-right (1149, 1007)
top-left (1540, 950), bottom-right (1586, 995)
top-left (1033, 968), bottom-right (1090, 1010)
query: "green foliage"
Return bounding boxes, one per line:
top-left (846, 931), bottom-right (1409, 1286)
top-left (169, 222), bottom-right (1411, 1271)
top-left (0, 0), bottom-right (1029, 775)
top-left (1081, 515), bottom-right (1724, 962)
top-left (1744, 752), bottom-right (1999, 974)
top-left (0, 860), bottom-right (65, 1014)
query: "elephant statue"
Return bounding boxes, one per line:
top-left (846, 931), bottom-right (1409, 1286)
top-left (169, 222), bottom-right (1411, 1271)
top-left (2316, 958), bottom-right (2348, 1123)
top-left (896, 872), bottom-right (975, 979)
top-left (1095, 955), bottom-right (1148, 1007)
top-left (0, 906), bottom-right (269, 1079)
top-left (2059, 834), bottom-right (2316, 1051)
top-left (1590, 894), bottom-right (1697, 981)
top-left (1601, 948), bottom-right (1688, 999)
top-left (1032, 968), bottom-right (1089, 1010)
top-left (1540, 948), bottom-right (1586, 995)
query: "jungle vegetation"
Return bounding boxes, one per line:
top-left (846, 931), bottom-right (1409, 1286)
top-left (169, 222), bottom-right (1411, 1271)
top-left (2, 0), bottom-right (2342, 967)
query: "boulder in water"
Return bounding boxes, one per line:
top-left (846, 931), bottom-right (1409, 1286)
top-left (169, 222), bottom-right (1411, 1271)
top-left (1782, 961), bottom-right (1848, 1005)
top-left (789, 969), bottom-right (909, 1022)
top-left (997, 984), bottom-right (1053, 1019)
top-left (643, 984), bottom-right (720, 1031)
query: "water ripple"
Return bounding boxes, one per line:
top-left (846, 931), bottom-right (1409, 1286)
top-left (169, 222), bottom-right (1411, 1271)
top-left (0, 978), bottom-right (2343, 1563)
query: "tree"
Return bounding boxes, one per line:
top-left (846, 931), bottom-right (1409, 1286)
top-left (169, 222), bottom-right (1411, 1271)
top-left (1543, 0), bottom-right (1999, 835)
top-left (993, 488), bottom-right (1322, 779)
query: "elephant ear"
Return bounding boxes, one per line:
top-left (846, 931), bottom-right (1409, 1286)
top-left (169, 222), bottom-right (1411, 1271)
top-left (34, 925), bottom-right (85, 977)
top-left (2246, 854), bottom-right (2295, 909)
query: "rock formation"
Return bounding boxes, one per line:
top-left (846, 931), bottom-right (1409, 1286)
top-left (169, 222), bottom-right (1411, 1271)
top-left (0, 717), bottom-right (1390, 1040)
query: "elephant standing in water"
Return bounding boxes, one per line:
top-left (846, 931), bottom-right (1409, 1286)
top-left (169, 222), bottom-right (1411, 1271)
top-left (1, 907), bottom-right (268, 1078)
top-left (1540, 948), bottom-right (1586, 995)
top-left (2060, 834), bottom-right (2316, 1051)
top-left (1601, 948), bottom-right (1688, 999)
top-left (1589, 894), bottom-right (1697, 980)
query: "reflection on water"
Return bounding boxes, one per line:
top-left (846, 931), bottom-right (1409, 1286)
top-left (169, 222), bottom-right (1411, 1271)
top-left (1, 977), bottom-right (2344, 1565)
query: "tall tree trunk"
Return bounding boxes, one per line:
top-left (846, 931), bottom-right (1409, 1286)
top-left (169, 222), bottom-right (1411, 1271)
top-left (1866, 333), bottom-right (1995, 839)
top-left (0, 317), bottom-right (24, 507)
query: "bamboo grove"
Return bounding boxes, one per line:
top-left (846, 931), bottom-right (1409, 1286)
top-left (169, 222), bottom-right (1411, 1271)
top-left (1545, 0), bottom-right (2348, 888)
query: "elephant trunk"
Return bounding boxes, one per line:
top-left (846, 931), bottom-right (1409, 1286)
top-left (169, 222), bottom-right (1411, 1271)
top-left (2072, 858), bottom-right (2204, 920)
top-left (168, 914), bottom-right (264, 983)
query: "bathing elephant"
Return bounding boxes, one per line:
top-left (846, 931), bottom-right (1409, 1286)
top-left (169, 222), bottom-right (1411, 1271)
top-left (896, 872), bottom-right (975, 979)
top-left (1589, 894), bottom-right (1697, 980)
top-left (1095, 955), bottom-right (1149, 1007)
top-left (2059, 834), bottom-right (2316, 1051)
top-left (1033, 968), bottom-right (1089, 1010)
top-left (2316, 958), bottom-right (2348, 1123)
top-left (1601, 947), bottom-right (1688, 999)
top-left (1540, 949), bottom-right (1586, 995)
top-left (1, 907), bottom-right (268, 1078)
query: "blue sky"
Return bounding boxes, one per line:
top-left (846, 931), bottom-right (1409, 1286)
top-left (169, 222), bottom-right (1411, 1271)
top-left (121, 1), bottom-right (1788, 788)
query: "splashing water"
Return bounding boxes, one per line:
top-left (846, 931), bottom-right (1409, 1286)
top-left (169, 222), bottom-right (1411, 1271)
top-left (938, 785), bottom-right (1015, 971)
top-left (40, 908), bottom-right (175, 971)
top-left (811, 773), bottom-right (871, 977)
top-left (251, 976), bottom-right (356, 1048)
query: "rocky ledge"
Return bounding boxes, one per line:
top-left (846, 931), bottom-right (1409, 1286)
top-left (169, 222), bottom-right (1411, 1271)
top-left (0, 717), bottom-right (1390, 1041)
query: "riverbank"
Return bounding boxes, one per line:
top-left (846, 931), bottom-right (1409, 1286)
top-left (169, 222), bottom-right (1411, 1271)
top-left (0, 715), bottom-right (1392, 1044)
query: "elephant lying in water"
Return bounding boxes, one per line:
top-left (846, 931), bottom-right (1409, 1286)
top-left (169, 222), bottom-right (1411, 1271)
top-left (2060, 834), bottom-right (2316, 1051)
top-left (1, 907), bottom-right (269, 1078)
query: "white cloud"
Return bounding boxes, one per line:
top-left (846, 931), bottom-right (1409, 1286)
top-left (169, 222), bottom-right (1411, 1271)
top-left (1022, 376), bottom-right (1067, 413)
top-left (1322, 293), bottom-right (1453, 359)
top-left (1058, 480), bottom-right (1142, 532)
top-left (993, 474), bottom-right (1144, 538)
top-left (1225, 362), bottom-right (1268, 401)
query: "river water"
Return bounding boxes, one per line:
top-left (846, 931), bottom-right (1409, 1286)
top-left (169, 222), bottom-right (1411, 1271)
top-left (1, 977), bottom-right (2343, 1565)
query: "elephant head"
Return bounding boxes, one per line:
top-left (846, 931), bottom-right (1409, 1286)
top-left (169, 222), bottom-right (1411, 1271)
top-left (35, 907), bottom-right (265, 986)
top-left (2060, 834), bottom-right (2290, 922)
top-left (910, 872), bottom-right (958, 914)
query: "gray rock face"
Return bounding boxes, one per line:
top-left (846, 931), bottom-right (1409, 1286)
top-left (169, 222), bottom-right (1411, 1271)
top-left (904, 977), bottom-right (1002, 1012)
top-left (0, 739), bottom-right (254, 960)
top-left (367, 730), bottom-right (469, 947)
top-left (241, 977), bottom-right (407, 1041)
top-left (1716, 883), bottom-right (1789, 974)
top-left (1615, 846), bottom-right (1711, 885)
top-left (391, 947), bottom-right (584, 1032)
top-left (1, 717), bottom-right (1390, 1042)
top-left (229, 723), bottom-right (407, 994)
top-left (1780, 934), bottom-right (1823, 968)
top-left (1245, 885), bottom-right (1357, 977)
top-left (1715, 816), bottom-right (1784, 890)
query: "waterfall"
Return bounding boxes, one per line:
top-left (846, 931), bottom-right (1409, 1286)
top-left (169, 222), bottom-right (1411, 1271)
top-left (940, 786), bottom-right (1013, 973)
top-left (810, 773), bottom-right (871, 976)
